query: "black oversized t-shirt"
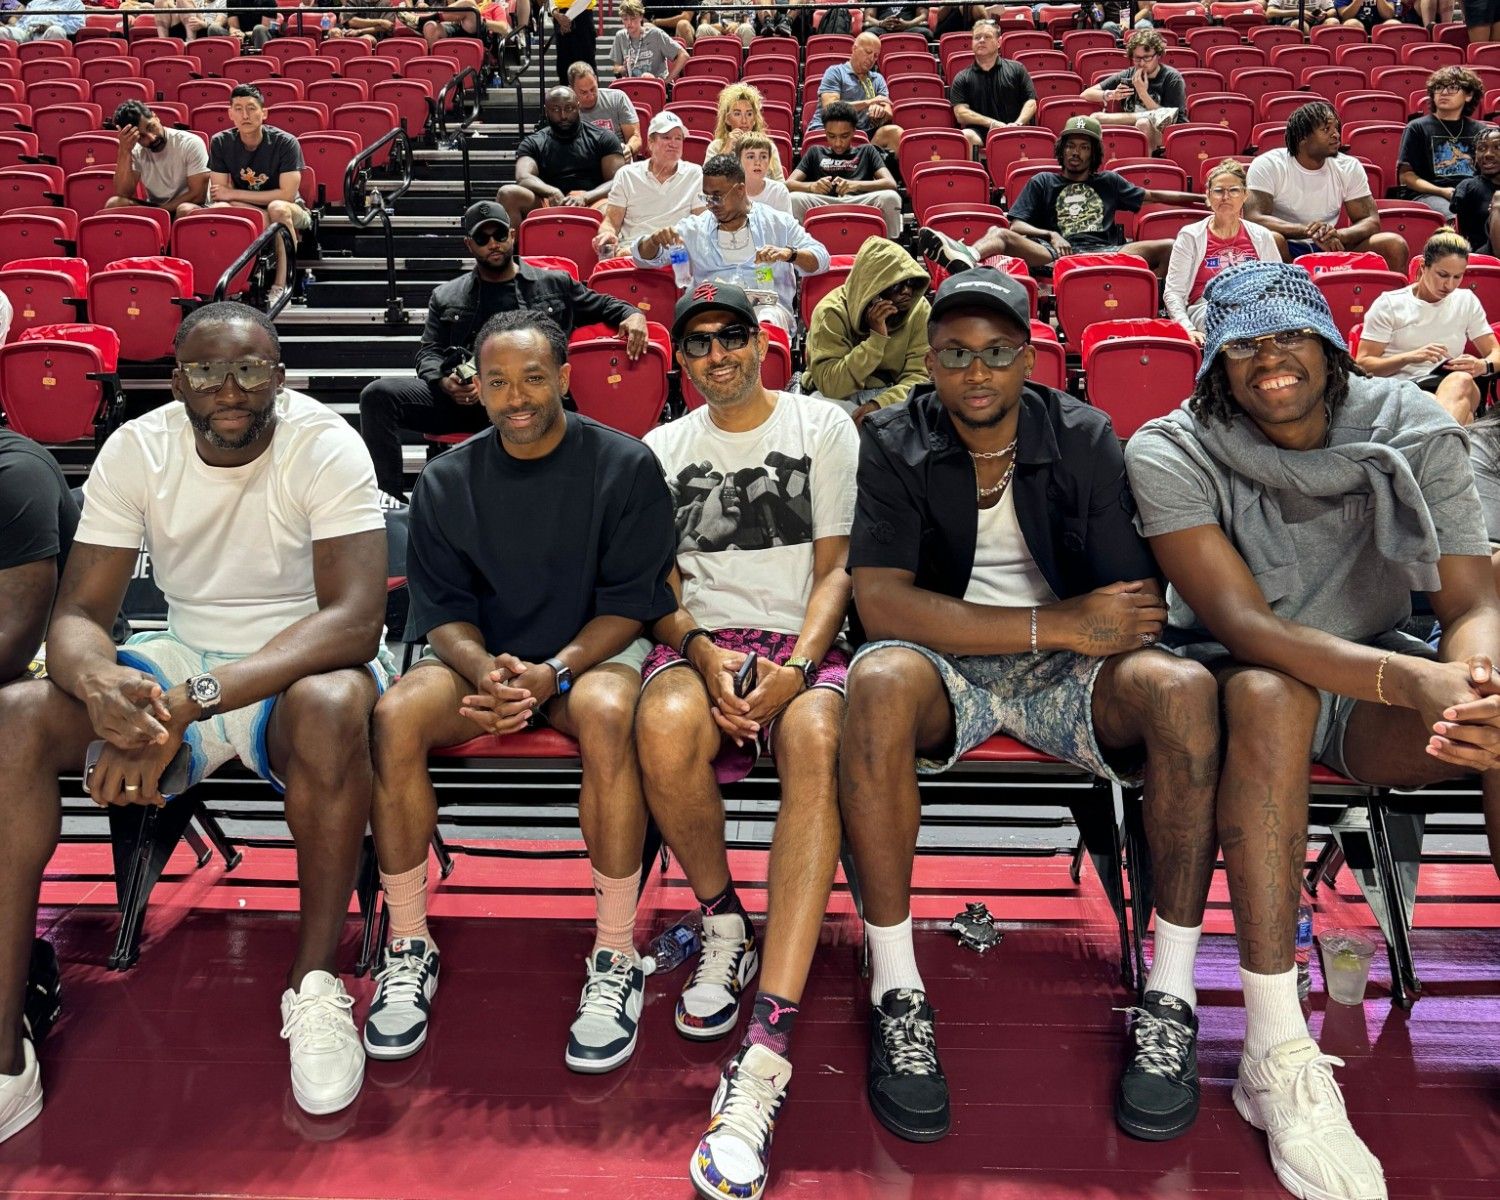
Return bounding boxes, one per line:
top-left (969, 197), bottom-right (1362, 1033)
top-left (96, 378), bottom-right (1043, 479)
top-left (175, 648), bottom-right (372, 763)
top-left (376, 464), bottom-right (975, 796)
top-left (1453, 174), bottom-right (1497, 253)
top-left (1099, 63), bottom-right (1187, 117)
top-left (948, 59), bottom-right (1036, 127)
top-left (404, 412), bottom-right (677, 662)
top-left (209, 125), bottom-right (304, 193)
top-left (0, 429), bottom-right (77, 573)
top-left (793, 143), bottom-right (886, 183)
top-left (1397, 115), bottom-right (1485, 192)
top-left (517, 122), bottom-right (624, 194)
top-left (1010, 169), bottom-right (1145, 246)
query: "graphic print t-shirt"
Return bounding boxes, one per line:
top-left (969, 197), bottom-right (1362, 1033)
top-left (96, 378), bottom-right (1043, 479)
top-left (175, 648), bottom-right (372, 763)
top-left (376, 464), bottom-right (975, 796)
top-left (208, 125), bottom-right (303, 194)
top-left (642, 393), bottom-right (859, 635)
top-left (793, 143), bottom-right (886, 184)
top-left (1009, 170), bottom-right (1145, 245)
top-left (1190, 224), bottom-right (1259, 303)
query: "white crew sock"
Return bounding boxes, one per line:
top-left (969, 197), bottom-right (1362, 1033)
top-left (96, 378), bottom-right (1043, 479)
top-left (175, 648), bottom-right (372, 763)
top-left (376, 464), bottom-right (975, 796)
top-left (1241, 965), bottom-right (1311, 1061)
top-left (866, 915), bottom-right (925, 1006)
top-left (1144, 917), bottom-right (1202, 1011)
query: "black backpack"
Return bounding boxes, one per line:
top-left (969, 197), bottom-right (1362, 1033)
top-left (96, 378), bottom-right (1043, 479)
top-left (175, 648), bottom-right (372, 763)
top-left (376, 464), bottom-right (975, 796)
top-left (818, 7), bottom-right (853, 34)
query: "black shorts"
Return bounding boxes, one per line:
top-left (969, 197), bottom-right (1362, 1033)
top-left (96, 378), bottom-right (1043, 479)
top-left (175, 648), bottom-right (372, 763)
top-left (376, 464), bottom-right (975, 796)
top-left (1468, 0), bottom-right (1500, 25)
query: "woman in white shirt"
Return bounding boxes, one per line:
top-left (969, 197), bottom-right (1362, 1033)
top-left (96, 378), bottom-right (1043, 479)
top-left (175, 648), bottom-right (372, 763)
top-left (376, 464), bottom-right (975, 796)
top-left (1356, 228), bottom-right (1500, 425)
top-left (736, 133), bottom-right (791, 214)
top-left (706, 82), bottom-right (786, 179)
top-left (1164, 159), bottom-right (1284, 342)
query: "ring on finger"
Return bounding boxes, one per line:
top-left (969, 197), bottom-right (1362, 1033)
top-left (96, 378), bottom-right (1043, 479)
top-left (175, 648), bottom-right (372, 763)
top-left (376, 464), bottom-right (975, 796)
top-left (124, 783), bottom-right (140, 791)
top-left (1140, 633), bottom-right (1155, 647)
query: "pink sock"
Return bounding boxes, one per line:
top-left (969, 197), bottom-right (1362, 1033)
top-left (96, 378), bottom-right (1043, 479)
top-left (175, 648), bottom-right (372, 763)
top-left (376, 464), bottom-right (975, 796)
top-left (380, 863), bottom-right (432, 948)
top-left (593, 867), bottom-right (640, 956)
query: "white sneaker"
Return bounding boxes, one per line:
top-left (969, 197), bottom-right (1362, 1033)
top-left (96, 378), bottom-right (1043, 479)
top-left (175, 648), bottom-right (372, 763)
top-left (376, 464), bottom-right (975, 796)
top-left (279, 970), bottom-right (364, 1115)
top-left (1232, 1037), bottom-right (1387, 1200)
top-left (689, 1043), bottom-right (791, 1200)
top-left (0, 1036), bottom-right (42, 1145)
top-left (565, 948), bottom-right (646, 1074)
top-left (267, 284), bottom-right (289, 309)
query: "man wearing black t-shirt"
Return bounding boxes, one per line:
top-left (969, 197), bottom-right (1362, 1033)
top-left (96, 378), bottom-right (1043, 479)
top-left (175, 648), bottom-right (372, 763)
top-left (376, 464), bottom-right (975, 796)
top-left (364, 309), bottom-right (676, 1075)
top-left (1081, 29), bottom-right (1186, 154)
top-left (0, 430), bottom-right (76, 685)
top-left (358, 201), bottom-right (648, 499)
top-left (949, 20), bottom-right (1037, 150)
top-left (787, 102), bottom-right (903, 237)
top-left (1453, 126), bottom-right (1500, 254)
top-left (193, 84), bottom-right (311, 307)
top-left (1398, 66), bottom-right (1488, 218)
top-left (499, 86), bottom-right (627, 233)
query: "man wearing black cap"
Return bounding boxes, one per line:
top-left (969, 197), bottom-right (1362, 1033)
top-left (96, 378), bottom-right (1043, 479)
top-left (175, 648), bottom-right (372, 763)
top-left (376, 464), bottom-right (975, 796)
top-left (356, 200), bottom-right (649, 499)
top-left (634, 283), bottom-right (858, 1200)
top-left (839, 269), bottom-right (1221, 1148)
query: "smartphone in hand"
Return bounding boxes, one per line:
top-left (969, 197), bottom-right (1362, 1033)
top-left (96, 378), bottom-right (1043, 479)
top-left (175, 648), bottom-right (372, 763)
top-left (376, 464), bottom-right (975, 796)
top-left (83, 740), bottom-right (193, 798)
top-left (733, 651), bottom-right (759, 700)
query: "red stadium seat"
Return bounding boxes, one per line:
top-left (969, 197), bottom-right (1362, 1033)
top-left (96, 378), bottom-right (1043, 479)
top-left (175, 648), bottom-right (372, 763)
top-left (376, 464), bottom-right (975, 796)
top-left (1163, 122), bottom-right (1242, 180)
top-left (222, 58), bottom-right (281, 87)
top-left (804, 205), bottom-right (889, 256)
top-left (669, 78), bottom-right (722, 106)
top-left (262, 37), bottom-right (319, 65)
top-left (1335, 91), bottom-right (1407, 126)
top-left (307, 79), bottom-right (369, 111)
top-left (1302, 68), bottom-right (1365, 104)
top-left (883, 52), bottom-right (938, 78)
top-left (1335, 43), bottom-right (1398, 74)
top-left (330, 101), bottom-right (400, 166)
top-left (0, 211), bottom-right (70, 264)
top-left (985, 126), bottom-right (1057, 193)
top-left (1134, 206), bottom-right (1210, 242)
top-left (255, 78), bottom-right (305, 107)
top-left (0, 166), bottom-right (61, 209)
top-left (664, 101), bottom-right (717, 136)
top-left (77, 211), bottom-right (168, 274)
top-left (130, 36), bottom-right (187, 63)
top-left (169, 209), bottom-right (263, 299)
top-left (565, 321), bottom-right (671, 438)
top-left (63, 170), bottom-right (117, 220)
top-left (693, 34), bottom-right (743, 61)
top-left (516, 209), bottom-right (603, 278)
top-left (1403, 43), bottom-right (1463, 71)
top-left (19, 57), bottom-right (80, 87)
top-left (1296, 251), bottom-right (1391, 277)
top-left (1053, 253), bottom-right (1158, 344)
top-left (92, 79), bottom-right (153, 114)
top-left (33, 104), bottom-right (104, 162)
top-left (589, 261), bottom-right (676, 325)
top-left (1099, 125), bottom-right (1150, 162)
top-left (1203, 45), bottom-right (1266, 77)
top-left (299, 130), bottom-right (361, 206)
top-left (89, 256), bottom-right (193, 360)
top-left (1313, 268), bottom-right (1407, 341)
top-left (80, 54), bottom-right (141, 85)
top-left (1228, 68), bottom-right (1297, 110)
top-left (799, 252), bottom-right (856, 330)
top-left (282, 55), bottom-right (340, 86)
top-left (1371, 66), bottom-right (1430, 97)
top-left (27, 79), bottom-right (90, 109)
top-left (1184, 26), bottom-right (1239, 57)
top-left (267, 101), bottom-right (330, 138)
top-left (0, 323), bottom-right (122, 447)
top-left (898, 129), bottom-right (970, 184)
top-left (0, 258), bottom-right (87, 339)
top-left (888, 73), bottom-right (949, 103)
top-left (142, 56), bottom-right (202, 98)
top-left (890, 100), bottom-right (958, 130)
top-left (175, 79), bottom-right (235, 110)
top-left (1269, 45), bottom-right (1332, 76)
top-left (1344, 124), bottom-right (1404, 197)
top-left (1030, 320), bottom-right (1065, 390)
top-left (1374, 23), bottom-right (1431, 52)
top-left (55, 132), bottom-right (119, 176)
top-left (319, 37), bottom-right (372, 67)
top-left (613, 77), bottom-right (666, 116)
top-left (1082, 318), bottom-right (1201, 438)
top-left (373, 37), bottom-right (427, 68)
top-left (372, 80), bottom-right (432, 141)
top-left (1187, 94), bottom-right (1254, 151)
top-left (1014, 49), bottom-right (1069, 75)
top-left (344, 57), bottom-right (400, 89)
top-left (75, 40), bottom-right (130, 64)
top-left (1375, 200), bottom-right (1447, 262)
top-left (909, 160), bottom-right (990, 224)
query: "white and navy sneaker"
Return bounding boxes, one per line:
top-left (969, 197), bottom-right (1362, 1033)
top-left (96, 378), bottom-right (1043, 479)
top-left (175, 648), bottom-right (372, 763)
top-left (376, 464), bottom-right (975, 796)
top-left (0, 1033), bottom-right (42, 1146)
top-left (690, 1043), bottom-right (790, 1200)
top-left (363, 937), bottom-right (441, 1061)
top-left (279, 970), bottom-right (364, 1115)
top-left (676, 912), bottom-right (758, 1040)
top-left (565, 949), bottom-right (645, 1074)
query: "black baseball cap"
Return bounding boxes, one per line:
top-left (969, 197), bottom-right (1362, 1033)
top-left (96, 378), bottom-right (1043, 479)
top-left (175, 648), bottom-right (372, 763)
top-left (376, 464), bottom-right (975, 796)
top-left (928, 268), bottom-right (1031, 338)
top-left (462, 200), bottom-right (510, 239)
top-left (671, 280), bottom-right (760, 341)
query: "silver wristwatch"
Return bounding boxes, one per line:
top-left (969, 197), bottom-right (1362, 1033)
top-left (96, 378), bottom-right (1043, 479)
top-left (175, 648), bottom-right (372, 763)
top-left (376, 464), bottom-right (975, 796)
top-left (185, 672), bottom-right (222, 721)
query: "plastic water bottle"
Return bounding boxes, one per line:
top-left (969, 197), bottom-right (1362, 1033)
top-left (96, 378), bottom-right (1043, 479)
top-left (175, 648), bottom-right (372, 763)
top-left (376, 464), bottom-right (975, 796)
top-left (642, 914), bottom-right (701, 975)
top-left (320, 13), bottom-right (333, 30)
top-left (1295, 903), bottom-right (1314, 1000)
top-left (669, 243), bottom-right (691, 289)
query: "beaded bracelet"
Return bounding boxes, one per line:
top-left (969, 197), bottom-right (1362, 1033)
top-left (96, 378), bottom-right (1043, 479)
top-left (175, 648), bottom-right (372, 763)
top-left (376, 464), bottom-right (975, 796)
top-left (1376, 650), bottom-right (1396, 706)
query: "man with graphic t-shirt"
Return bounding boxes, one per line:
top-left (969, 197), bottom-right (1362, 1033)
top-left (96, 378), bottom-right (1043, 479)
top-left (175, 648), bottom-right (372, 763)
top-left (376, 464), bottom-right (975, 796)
top-left (570, 62), bottom-right (641, 159)
top-left (498, 85), bottom-right (627, 233)
top-left (787, 102), bottom-right (903, 237)
top-left (634, 283), bottom-right (858, 1200)
top-left (1453, 126), bottom-right (1500, 254)
top-left (1397, 66), bottom-right (1489, 218)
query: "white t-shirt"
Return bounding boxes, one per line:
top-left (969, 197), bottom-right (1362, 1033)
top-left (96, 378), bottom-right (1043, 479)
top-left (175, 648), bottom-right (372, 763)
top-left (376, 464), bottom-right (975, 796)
top-left (644, 393), bottom-right (859, 635)
top-left (962, 485), bottom-right (1058, 609)
top-left (749, 179), bottom-right (792, 214)
top-left (1245, 149), bottom-right (1371, 228)
top-left (1361, 284), bottom-right (1492, 381)
top-left (77, 389), bottom-right (385, 655)
top-left (132, 127), bottom-right (210, 207)
top-left (606, 159), bottom-right (703, 244)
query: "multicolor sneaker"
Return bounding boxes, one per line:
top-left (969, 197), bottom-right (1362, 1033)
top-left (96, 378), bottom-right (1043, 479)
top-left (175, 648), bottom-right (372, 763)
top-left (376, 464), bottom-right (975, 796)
top-left (279, 971), bottom-right (364, 1115)
top-left (0, 1034), bottom-right (42, 1146)
top-left (1115, 990), bottom-right (1200, 1141)
top-left (676, 912), bottom-right (758, 1040)
top-left (565, 949), bottom-right (645, 1074)
top-left (1233, 1036), bottom-right (1387, 1200)
top-left (363, 937), bottom-right (440, 1061)
top-left (689, 1043), bottom-right (790, 1200)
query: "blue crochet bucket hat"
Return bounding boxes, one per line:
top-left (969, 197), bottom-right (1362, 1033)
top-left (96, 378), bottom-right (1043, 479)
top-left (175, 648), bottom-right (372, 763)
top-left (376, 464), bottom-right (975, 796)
top-left (1196, 260), bottom-right (1347, 382)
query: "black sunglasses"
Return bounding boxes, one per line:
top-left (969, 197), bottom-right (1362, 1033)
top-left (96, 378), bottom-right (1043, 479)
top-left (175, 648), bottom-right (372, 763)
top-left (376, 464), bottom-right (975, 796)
top-left (470, 225), bottom-right (510, 246)
top-left (681, 325), bottom-right (752, 358)
top-left (880, 279), bottom-right (918, 301)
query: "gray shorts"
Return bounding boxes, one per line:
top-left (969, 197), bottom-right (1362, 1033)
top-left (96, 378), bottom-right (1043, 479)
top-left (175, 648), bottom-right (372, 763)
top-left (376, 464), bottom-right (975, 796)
top-left (851, 638), bottom-right (1142, 786)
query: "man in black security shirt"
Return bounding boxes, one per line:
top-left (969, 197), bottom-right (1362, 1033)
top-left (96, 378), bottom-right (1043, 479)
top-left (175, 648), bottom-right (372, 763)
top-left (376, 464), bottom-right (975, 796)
top-left (1454, 127), bottom-right (1500, 254)
top-left (363, 309), bottom-right (676, 1074)
top-left (357, 201), bottom-right (648, 499)
top-left (787, 102), bottom-right (903, 237)
top-left (949, 20), bottom-right (1037, 151)
top-left (0, 430), bottom-right (76, 685)
top-left (498, 86), bottom-right (627, 233)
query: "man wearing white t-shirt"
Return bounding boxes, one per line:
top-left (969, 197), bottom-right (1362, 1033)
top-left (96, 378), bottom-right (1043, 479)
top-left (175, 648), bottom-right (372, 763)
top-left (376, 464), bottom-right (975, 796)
top-left (1245, 101), bottom-right (1409, 272)
top-left (593, 112), bottom-right (705, 259)
top-left (635, 283), bottom-right (858, 1200)
top-left (0, 303), bottom-right (389, 1139)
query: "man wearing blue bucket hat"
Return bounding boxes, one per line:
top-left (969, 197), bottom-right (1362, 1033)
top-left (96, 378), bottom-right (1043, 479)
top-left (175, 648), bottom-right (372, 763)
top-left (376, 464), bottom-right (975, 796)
top-left (1127, 259), bottom-right (1500, 1200)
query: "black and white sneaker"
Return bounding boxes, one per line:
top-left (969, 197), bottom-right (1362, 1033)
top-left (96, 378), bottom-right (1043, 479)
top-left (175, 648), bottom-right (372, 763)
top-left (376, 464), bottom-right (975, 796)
top-left (1115, 990), bottom-right (1200, 1141)
top-left (363, 937), bottom-right (440, 1061)
top-left (867, 989), bottom-right (951, 1142)
top-left (565, 949), bottom-right (645, 1074)
top-left (917, 227), bottom-right (980, 275)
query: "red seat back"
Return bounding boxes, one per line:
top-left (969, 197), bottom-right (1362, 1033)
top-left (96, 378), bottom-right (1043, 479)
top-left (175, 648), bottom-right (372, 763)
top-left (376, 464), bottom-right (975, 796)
top-left (565, 320), bottom-right (671, 437)
top-left (0, 330), bottom-right (118, 443)
top-left (804, 205), bottom-right (889, 256)
top-left (516, 210), bottom-right (604, 278)
top-left (1081, 318), bottom-right (1200, 438)
top-left (64, 170), bottom-right (118, 221)
top-left (0, 212), bottom-right (71, 263)
top-left (89, 259), bottom-right (193, 360)
top-left (1053, 253), bottom-right (1158, 344)
top-left (299, 131), bottom-right (362, 206)
top-left (1312, 269), bottom-right (1407, 341)
top-left (168, 209), bottom-right (263, 298)
top-left (588, 262), bottom-right (677, 325)
top-left (77, 212), bottom-right (168, 274)
top-left (330, 102), bottom-right (400, 166)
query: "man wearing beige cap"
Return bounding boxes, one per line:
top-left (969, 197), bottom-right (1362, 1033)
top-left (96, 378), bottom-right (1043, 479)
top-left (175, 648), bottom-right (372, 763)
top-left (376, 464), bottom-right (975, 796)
top-left (594, 112), bottom-right (706, 259)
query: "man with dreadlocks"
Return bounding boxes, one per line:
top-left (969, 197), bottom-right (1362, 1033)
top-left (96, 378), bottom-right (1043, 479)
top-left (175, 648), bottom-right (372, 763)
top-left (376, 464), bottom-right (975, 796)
top-left (1126, 259), bottom-right (1500, 1200)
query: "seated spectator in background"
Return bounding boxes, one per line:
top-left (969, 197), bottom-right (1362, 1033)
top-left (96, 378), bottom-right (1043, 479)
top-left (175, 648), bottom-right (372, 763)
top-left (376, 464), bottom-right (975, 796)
top-left (1338, 0), bottom-right (1399, 29)
top-left (154, 0), bottom-right (230, 39)
top-left (637, 282), bottom-right (858, 1200)
top-left (1266, 0), bottom-right (1341, 26)
top-left (359, 202), bottom-right (647, 499)
top-left (321, 0), bottom-right (405, 46)
top-left (1125, 262), bottom-right (1500, 1200)
top-left (1081, 29), bottom-right (1185, 155)
top-left (799, 237), bottom-right (930, 421)
top-left (694, 2), bottom-right (756, 45)
top-left (365, 308), bottom-right (675, 1073)
top-left (1165, 160), bottom-right (1285, 343)
top-left (499, 86), bottom-right (627, 231)
top-left (1355, 230), bottom-right (1500, 426)
top-left (632, 155), bottom-right (829, 330)
top-left (738, 133), bottom-right (791, 213)
top-left (865, 0), bottom-right (927, 35)
top-left (810, 32), bottom-right (903, 158)
top-left (1398, 67), bottom-right (1487, 219)
top-left (109, 101), bottom-right (211, 218)
top-left (593, 112), bottom-right (704, 260)
top-left (1453, 126), bottom-right (1500, 254)
top-left (841, 269), bottom-right (1219, 1151)
top-left (422, 0), bottom-right (523, 46)
top-left (918, 116), bottom-right (1203, 277)
top-left (611, 0), bottom-right (686, 80)
top-left (0, 302), bottom-right (390, 1133)
top-left (949, 20), bottom-right (1037, 151)
top-left (934, 1), bottom-right (984, 36)
top-left (191, 85), bottom-right (311, 307)
top-left (571, 63), bottom-right (642, 161)
top-left (707, 84), bottom-right (787, 180)
top-left (0, 0), bottom-right (83, 40)
top-left (787, 103), bottom-right (903, 237)
top-left (1468, 414), bottom-right (1500, 593)
top-left (748, 0), bottom-right (792, 38)
top-left (1246, 102), bottom-right (1409, 273)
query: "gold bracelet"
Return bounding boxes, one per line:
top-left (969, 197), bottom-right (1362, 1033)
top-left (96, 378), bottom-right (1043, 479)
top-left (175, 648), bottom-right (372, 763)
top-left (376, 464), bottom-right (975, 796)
top-left (1375, 650), bottom-right (1396, 706)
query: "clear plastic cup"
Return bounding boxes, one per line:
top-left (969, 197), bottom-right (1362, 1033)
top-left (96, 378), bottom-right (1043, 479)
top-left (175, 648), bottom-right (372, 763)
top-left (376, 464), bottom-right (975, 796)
top-left (1318, 929), bottom-right (1377, 1005)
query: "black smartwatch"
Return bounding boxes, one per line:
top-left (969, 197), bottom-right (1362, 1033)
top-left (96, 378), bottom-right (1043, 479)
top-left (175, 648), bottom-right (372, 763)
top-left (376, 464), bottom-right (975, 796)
top-left (185, 672), bottom-right (222, 721)
top-left (544, 657), bottom-right (572, 694)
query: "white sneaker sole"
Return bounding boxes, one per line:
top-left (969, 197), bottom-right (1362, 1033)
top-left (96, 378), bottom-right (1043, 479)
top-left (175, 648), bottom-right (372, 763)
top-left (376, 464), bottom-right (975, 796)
top-left (363, 1025), bottom-right (426, 1061)
top-left (564, 1027), bottom-right (638, 1074)
top-left (676, 948), bottom-right (759, 1041)
top-left (689, 1148), bottom-right (764, 1200)
top-left (291, 1067), bottom-right (364, 1116)
top-left (0, 1091), bottom-right (42, 1145)
top-left (1232, 1081), bottom-right (1388, 1200)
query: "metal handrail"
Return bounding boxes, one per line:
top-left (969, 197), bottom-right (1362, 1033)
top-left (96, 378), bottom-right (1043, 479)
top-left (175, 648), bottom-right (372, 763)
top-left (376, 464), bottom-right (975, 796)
top-left (342, 124), bottom-right (413, 324)
top-left (211, 219), bottom-right (296, 318)
top-left (435, 64), bottom-right (484, 142)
